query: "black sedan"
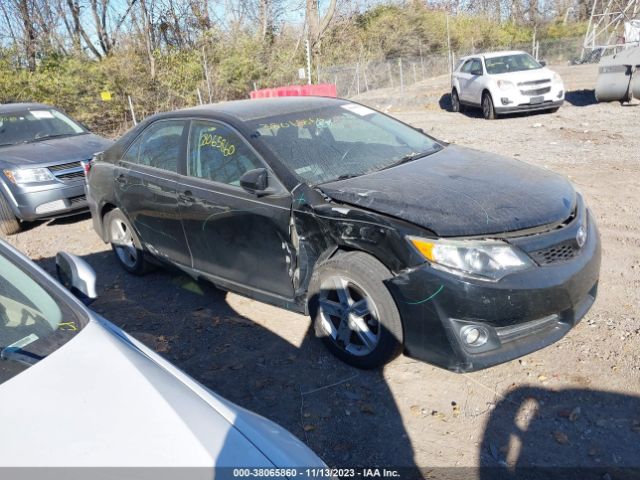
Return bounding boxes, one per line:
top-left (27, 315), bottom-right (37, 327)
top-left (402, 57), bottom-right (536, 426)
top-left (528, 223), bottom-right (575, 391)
top-left (86, 97), bottom-right (600, 371)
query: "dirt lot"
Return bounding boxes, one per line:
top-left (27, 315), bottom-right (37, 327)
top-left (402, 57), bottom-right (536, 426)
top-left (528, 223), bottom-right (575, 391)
top-left (4, 63), bottom-right (639, 477)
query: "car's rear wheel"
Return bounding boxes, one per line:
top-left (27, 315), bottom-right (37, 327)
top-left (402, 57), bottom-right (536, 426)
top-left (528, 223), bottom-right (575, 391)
top-left (105, 208), bottom-right (149, 275)
top-left (482, 92), bottom-right (497, 120)
top-left (309, 251), bottom-right (403, 369)
top-left (0, 193), bottom-right (20, 236)
top-left (451, 89), bottom-right (463, 113)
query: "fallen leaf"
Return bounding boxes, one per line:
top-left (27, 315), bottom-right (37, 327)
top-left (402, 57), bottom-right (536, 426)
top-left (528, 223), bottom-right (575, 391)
top-left (553, 431), bottom-right (569, 445)
top-left (410, 405), bottom-right (422, 416)
top-left (360, 404), bottom-right (375, 415)
top-left (303, 424), bottom-right (315, 432)
top-left (538, 375), bottom-right (548, 382)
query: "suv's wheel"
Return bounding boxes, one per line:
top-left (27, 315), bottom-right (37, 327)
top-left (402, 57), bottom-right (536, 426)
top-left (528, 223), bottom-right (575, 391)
top-left (0, 194), bottom-right (20, 236)
top-left (451, 89), bottom-right (464, 113)
top-left (309, 251), bottom-right (403, 369)
top-left (104, 208), bottom-right (149, 275)
top-left (482, 92), bottom-right (497, 120)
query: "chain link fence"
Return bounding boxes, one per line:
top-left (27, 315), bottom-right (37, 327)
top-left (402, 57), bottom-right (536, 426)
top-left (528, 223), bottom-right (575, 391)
top-left (319, 37), bottom-right (585, 98)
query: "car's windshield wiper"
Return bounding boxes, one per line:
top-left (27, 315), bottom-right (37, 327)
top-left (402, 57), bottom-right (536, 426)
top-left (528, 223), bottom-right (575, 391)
top-left (29, 132), bottom-right (85, 143)
top-left (379, 149), bottom-right (437, 172)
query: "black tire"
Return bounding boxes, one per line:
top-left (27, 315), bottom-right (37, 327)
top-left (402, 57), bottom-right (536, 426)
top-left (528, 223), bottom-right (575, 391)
top-left (308, 251), bottom-right (403, 369)
top-left (451, 89), bottom-right (463, 113)
top-left (482, 92), bottom-right (497, 120)
top-left (104, 208), bottom-right (150, 275)
top-left (548, 107), bottom-right (560, 113)
top-left (0, 193), bottom-right (20, 236)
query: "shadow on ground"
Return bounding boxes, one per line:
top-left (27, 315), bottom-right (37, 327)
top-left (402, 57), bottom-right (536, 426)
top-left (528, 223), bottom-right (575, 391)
top-left (564, 90), bottom-right (597, 107)
top-left (36, 250), bottom-right (422, 475)
top-left (438, 90), bottom-right (600, 118)
top-left (479, 386), bottom-right (640, 479)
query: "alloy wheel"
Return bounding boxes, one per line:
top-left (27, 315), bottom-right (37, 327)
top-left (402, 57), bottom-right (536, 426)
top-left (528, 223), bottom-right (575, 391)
top-left (318, 275), bottom-right (381, 357)
top-left (110, 218), bottom-right (138, 269)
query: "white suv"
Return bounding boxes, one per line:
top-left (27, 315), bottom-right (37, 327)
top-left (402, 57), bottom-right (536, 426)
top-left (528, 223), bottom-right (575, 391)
top-left (451, 50), bottom-right (565, 119)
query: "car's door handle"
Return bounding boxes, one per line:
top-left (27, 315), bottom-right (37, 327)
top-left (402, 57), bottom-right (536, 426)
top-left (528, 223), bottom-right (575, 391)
top-left (178, 191), bottom-right (194, 204)
top-left (115, 174), bottom-right (126, 185)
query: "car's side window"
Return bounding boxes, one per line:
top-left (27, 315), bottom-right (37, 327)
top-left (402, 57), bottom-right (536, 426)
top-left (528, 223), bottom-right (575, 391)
top-left (460, 60), bottom-right (474, 73)
top-left (122, 120), bottom-right (186, 173)
top-left (470, 59), bottom-right (483, 75)
top-left (187, 120), bottom-right (262, 187)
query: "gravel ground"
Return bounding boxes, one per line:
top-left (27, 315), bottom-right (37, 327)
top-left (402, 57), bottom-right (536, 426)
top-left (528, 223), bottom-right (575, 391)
top-left (4, 63), bottom-right (639, 478)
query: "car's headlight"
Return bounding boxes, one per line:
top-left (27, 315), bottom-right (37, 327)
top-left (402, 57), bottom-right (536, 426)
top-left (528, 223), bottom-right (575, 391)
top-left (553, 72), bottom-right (563, 84)
top-left (408, 237), bottom-right (534, 281)
top-left (497, 80), bottom-right (515, 91)
top-left (4, 168), bottom-right (55, 184)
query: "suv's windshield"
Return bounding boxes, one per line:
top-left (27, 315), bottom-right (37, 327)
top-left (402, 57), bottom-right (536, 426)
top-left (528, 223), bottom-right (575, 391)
top-left (248, 103), bottom-right (442, 185)
top-left (485, 53), bottom-right (542, 75)
top-left (0, 249), bottom-right (86, 386)
top-left (0, 109), bottom-right (86, 147)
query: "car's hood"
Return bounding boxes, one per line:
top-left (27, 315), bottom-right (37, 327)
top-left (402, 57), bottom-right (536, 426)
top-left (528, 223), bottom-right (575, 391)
top-left (0, 318), bottom-right (324, 469)
top-left (0, 133), bottom-right (113, 167)
top-left (490, 67), bottom-right (556, 83)
top-left (319, 145), bottom-right (576, 237)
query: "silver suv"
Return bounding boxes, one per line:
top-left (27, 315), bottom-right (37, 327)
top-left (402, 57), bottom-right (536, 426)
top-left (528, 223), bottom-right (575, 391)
top-left (0, 103), bottom-right (112, 235)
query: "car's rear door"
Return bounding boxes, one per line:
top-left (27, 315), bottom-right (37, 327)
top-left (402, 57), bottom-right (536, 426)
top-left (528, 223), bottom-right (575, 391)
top-left (466, 58), bottom-right (485, 104)
top-left (114, 119), bottom-right (192, 267)
top-left (177, 119), bottom-right (295, 300)
top-left (455, 59), bottom-right (475, 102)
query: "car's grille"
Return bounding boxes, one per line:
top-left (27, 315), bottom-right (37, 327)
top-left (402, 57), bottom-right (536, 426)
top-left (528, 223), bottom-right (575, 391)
top-left (530, 240), bottom-right (578, 265)
top-left (518, 79), bottom-right (551, 87)
top-left (48, 161), bottom-right (85, 181)
top-left (520, 86), bottom-right (551, 96)
top-left (68, 194), bottom-right (86, 205)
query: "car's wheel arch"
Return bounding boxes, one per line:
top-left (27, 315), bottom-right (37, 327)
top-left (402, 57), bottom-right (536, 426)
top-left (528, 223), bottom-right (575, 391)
top-left (99, 202), bottom-right (118, 241)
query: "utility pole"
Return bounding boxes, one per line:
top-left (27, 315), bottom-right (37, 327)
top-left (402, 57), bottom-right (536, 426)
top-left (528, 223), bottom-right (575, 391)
top-left (446, 14), bottom-right (452, 78)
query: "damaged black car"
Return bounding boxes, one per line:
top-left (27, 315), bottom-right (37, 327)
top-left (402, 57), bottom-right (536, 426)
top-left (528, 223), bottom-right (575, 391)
top-left (86, 97), bottom-right (600, 371)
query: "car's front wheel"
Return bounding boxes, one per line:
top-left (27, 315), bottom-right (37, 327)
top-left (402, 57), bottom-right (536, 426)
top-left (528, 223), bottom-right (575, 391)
top-left (104, 208), bottom-right (149, 275)
top-left (451, 89), bottom-right (463, 113)
top-left (309, 251), bottom-right (403, 369)
top-left (0, 193), bottom-right (20, 236)
top-left (482, 92), bottom-right (497, 120)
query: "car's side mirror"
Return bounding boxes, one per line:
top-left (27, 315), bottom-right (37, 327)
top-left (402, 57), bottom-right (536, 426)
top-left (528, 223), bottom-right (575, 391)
top-left (539, 60), bottom-right (547, 67)
top-left (56, 252), bottom-right (98, 305)
top-left (240, 168), bottom-right (269, 195)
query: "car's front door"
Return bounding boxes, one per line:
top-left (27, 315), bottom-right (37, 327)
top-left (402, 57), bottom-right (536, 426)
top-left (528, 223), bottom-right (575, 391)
top-left (114, 119), bottom-right (192, 267)
top-left (177, 119), bottom-right (295, 300)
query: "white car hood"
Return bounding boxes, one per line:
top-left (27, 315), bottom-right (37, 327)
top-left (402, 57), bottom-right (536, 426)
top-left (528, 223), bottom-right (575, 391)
top-left (0, 318), bottom-right (323, 470)
top-left (490, 67), bottom-right (555, 83)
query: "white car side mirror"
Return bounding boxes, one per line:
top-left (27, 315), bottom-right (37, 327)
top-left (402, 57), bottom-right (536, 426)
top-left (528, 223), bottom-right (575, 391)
top-left (56, 252), bottom-right (98, 304)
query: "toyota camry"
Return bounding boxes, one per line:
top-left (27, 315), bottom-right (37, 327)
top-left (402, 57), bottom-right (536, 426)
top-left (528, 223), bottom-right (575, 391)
top-left (86, 97), bottom-right (600, 371)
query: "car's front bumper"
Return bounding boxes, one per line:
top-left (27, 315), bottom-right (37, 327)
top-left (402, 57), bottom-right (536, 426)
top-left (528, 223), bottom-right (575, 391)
top-left (385, 210), bottom-right (601, 372)
top-left (1, 179), bottom-right (88, 222)
top-left (494, 83), bottom-right (565, 114)
top-left (495, 99), bottom-right (564, 114)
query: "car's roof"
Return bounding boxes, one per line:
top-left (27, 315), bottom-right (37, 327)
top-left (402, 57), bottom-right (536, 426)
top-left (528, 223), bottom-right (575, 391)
top-left (460, 50), bottom-right (528, 61)
top-left (157, 96), bottom-right (350, 122)
top-left (0, 102), bottom-right (53, 113)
